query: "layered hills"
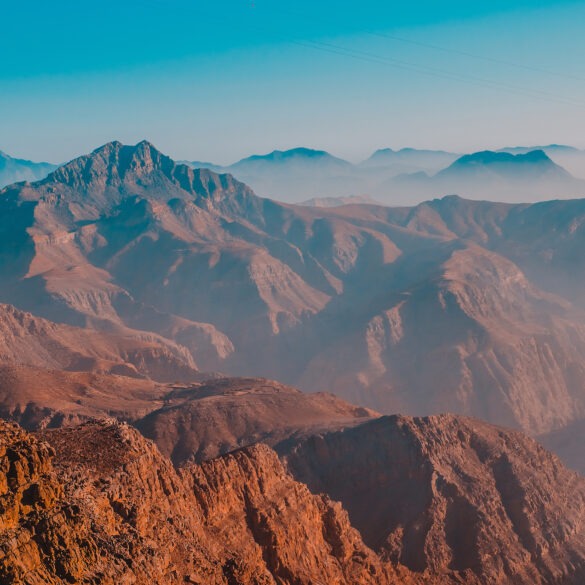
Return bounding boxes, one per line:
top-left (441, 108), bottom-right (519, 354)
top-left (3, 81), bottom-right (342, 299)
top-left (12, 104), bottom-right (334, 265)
top-left (3, 141), bottom-right (585, 457)
top-left (187, 146), bottom-right (584, 203)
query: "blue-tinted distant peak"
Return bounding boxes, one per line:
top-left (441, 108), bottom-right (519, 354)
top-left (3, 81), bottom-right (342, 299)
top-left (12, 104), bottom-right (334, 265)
top-left (233, 148), bottom-right (351, 168)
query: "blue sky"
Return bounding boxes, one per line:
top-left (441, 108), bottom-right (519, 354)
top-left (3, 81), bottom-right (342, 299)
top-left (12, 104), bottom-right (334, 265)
top-left (1, 0), bottom-right (585, 163)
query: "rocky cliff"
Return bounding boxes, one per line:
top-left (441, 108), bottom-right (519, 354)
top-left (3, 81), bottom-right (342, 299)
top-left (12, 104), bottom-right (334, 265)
top-left (283, 415), bottom-right (585, 584)
top-left (0, 419), bottom-right (417, 585)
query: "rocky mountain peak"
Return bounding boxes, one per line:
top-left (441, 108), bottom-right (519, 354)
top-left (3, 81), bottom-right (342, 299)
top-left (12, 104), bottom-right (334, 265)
top-left (20, 141), bottom-right (259, 218)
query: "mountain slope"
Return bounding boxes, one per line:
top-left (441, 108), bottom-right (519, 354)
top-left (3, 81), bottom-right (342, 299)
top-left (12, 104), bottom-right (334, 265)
top-left (0, 365), bottom-right (379, 466)
top-left (134, 376), bottom-right (377, 464)
top-left (283, 414), bottom-right (585, 584)
top-left (0, 303), bottom-right (200, 381)
top-left (0, 419), bottom-right (419, 585)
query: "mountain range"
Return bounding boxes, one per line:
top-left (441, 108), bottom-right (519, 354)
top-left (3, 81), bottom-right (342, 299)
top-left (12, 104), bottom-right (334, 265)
top-left (2, 139), bottom-right (585, 582)
top-left (1, 141), bottom-right (585, 470)
top-left (185, 145), bottom-right (585, 204)
top-left (5, 142), bottom-right (585, 204)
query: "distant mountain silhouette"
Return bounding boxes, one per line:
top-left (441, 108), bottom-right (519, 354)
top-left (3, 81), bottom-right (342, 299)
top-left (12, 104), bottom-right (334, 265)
top-left (0, 150), bottom-right (57, 188)
top-left (361, 147), bottom-right (459, 173)
top-left (233, 147), bottom-right (352, 168)
top-left (498, 144), bottom-right (580, 155)
top-left (184, 146), bottom-right (584, 204)
top-left (437, 149), bottom-right (571, 180)
top-left (497, 144), bottom-right (585, 179)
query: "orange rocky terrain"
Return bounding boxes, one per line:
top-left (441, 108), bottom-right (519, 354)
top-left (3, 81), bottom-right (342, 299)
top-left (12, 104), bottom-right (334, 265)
top-left (2, 414), bottom-right (585, 584)
top-left (283, 415), bottom-right (585, 584)
top-left (0, 419), bottom-right (420, 585)
top-left (0, 365), bottom-right (378, 462)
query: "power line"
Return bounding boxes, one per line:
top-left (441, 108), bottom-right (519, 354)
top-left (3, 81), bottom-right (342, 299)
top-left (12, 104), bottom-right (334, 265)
top-left (133, 0), bottom-right (585, 108)
top-left (268, 5), bottom-right (585, 83)
top-left (291, 37), bottom-right (585, 108)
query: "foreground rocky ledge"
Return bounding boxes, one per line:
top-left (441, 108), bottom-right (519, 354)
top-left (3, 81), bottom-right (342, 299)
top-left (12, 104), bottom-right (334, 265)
top-left (0, 419), bottom-right (418, 585)
top-left (1, 416), bottom-right (585, 584)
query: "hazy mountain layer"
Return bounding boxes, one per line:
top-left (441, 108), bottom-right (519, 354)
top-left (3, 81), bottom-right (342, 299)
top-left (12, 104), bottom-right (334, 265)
top-left (3, 142), bottom-right (585, 441)
top-left (0, 151), bottom-right (56, 189)
top-left (187, 146), bottom-right (584, 204)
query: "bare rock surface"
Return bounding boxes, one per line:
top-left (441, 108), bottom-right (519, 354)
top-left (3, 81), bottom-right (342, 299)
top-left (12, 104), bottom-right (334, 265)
top-left (283, 414), bottom-right (585, 584)
top-left (0, 419), bottom-right (419, 585)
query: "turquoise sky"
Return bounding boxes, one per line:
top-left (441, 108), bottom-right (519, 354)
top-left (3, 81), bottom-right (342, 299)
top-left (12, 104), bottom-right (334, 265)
top-left (1, 0), bottom-right (585, 163)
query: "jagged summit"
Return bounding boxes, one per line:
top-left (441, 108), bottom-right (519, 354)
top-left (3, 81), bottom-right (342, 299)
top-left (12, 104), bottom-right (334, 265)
top-left (3, 140), bottom-right (259, 218)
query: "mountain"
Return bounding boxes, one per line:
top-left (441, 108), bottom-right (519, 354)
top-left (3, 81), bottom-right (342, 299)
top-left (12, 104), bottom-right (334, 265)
top-left (232, 147), bottom-right (352, 169)
top-left (0, 419), bottom-right (417, 585)
top-left (134, 376), bottom-right (376, 464)
top-left (283, 414), bottom-right (585, 584)
top-left (5, 141), bottom-right (585, 447)
top-left (3, 414), bottom-right (585, 584)
top-left (218, 147), bottom-right (361, 202)
top-left (395, 149), bottom-right (585, 202)
top-left (0, 150), bottom-right (57, 188)
top-left (361, 147), bottom-right (459, 173)
top-left (437, 149), bottom-right (572, 181)
top-left (299, 194), bottom-right (381, 207)
top-left (496, 145), bottom-right (585, 180)
top-left (367, 149), bottom-right (584, 204)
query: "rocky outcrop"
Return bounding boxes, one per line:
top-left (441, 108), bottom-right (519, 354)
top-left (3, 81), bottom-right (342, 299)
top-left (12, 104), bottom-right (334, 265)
top-left (283, 415), bottom-right (585, 584)
top-left (2, 413), bottom-right (585, 584)
top-left (0, 419), bottom-right (417, 585)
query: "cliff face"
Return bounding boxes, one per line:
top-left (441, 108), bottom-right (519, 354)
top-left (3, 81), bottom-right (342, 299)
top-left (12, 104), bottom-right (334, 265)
top-left (0, 419), bottom-right (416, 585)
top-left (282, 415), bottom-right (585, 585)
top-left (2, 415), bottom-right (585, 584)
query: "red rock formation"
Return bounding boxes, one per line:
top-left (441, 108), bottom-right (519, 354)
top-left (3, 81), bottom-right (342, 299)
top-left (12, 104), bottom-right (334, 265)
top-left (0, 419), bottom-right (418, 584)
top-left (283, 414), bottom-right (585, 584)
